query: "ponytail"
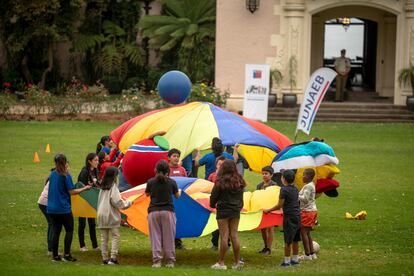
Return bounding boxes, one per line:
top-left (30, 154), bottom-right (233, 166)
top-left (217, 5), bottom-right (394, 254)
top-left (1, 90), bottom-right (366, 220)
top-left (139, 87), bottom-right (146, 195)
top-left (155, 160), bottom-right (170, 183)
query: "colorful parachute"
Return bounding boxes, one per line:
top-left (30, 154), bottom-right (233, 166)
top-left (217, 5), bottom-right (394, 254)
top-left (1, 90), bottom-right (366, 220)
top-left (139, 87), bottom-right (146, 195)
top-left (271, 141), bottom-right (340, 196)
top-left (111, 102), bottom-right (292, 173)
top-left (72, 178), bottom-right (283, 238)
top-left (120, 177), bottom-right (283, 238)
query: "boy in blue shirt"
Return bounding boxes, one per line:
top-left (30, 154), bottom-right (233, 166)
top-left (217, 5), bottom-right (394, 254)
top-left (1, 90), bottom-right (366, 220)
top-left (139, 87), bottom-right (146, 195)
top-left (264, 169), bottom-right (301, 267)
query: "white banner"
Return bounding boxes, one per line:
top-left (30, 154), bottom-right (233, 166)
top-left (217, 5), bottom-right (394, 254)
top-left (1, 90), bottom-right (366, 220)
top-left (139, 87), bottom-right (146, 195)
top-left (243, 64), bottom-right (270, 122)
top-left (296, 67), bottom-right (337, 135)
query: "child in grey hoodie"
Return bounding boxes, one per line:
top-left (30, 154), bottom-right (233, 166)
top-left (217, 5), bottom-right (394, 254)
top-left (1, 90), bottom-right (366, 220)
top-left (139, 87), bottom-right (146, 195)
top-left (97, 166), bottom-right (131, 265)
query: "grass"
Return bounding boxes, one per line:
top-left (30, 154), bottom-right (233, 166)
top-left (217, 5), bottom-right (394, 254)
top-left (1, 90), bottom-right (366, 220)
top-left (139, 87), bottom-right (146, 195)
top-left (0, 120), bottom-right (413, 275)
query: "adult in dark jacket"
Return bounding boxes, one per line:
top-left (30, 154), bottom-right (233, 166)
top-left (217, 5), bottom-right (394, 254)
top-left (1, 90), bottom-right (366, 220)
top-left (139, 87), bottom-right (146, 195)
top-left (77, 153), bottom-right (100, 251)
top-left (209, 160), bottom-right (246, 270)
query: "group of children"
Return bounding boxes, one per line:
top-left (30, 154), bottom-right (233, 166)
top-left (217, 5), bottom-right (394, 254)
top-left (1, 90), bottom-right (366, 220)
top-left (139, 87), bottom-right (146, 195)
top-left (38, 135), bottom-right (319, 269)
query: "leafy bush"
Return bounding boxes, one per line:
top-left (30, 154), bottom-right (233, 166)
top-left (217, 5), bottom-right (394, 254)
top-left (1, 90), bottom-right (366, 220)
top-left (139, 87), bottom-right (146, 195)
top-left (189, 83), bottom-right (230, 106)
top-left (121, 87), bottom-right (146, 113)
top-left (0, 93), bottom-right (18, 117)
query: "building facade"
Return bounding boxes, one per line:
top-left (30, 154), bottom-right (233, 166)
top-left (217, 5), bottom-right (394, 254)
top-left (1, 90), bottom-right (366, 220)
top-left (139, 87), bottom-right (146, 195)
top-left (215, 0), bottom-right (414, 110)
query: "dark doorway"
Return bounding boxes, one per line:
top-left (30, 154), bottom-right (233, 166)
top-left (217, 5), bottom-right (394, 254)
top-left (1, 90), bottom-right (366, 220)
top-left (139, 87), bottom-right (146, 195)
top-left (363, 19), bottom-right (377, 91)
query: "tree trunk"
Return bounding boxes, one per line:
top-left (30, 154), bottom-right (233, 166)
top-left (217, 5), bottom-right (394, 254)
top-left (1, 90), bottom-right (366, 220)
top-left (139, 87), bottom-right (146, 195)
top-left (21, 55), bottom-right (33, 84)
top-left (39, 43), bottom-right (54, 90)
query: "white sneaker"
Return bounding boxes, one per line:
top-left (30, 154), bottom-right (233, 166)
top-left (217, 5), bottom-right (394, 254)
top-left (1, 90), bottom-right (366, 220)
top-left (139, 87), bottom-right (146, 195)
top-left (232, 261), bottom-right (244, 270)
top-left (311, 253), bottom-right (318, 259)
top-left (47, 251), bottom-right (52, 256)
top-left (80, 246), bottom-right (88, 252)
top-left (211, 263), bottom-right (227, 270)
top-left (165, 263), bottom-right (174, 268)
top-left (93, 247), bottom-right (100, 251)
top-left (299, 255), bottom-right (312, 261)
top-left (152, 262), bottom-right (161, 268)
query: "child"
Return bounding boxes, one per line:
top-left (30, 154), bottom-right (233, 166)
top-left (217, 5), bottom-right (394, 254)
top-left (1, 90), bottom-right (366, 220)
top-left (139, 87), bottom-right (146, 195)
top-left (168, 148), bottom-right (187, 177)
top-left (98, 148), bottom-right (123, 180)
top-left (208, 156), bottom-right (226, 183)
top-left (256, 166), bottom-right (278, 255)
top-left (264, 169), bottom-right (301, 267)
top-left (97, 166), bottom-right (132, 265)
top-left (210, 160), bottom-right (246, 270)
top-left (38, 171), bottom-right (53, 256)
top-left (77, 153), bottom-right (100, 252)
top-left (208, 156), bottom-right (227, 251)
top-left (145, 160), bottom-right (181, 268)
top-left (299, 168), bottom-right (318, 260)
top-left (47, 154), bottom-right (92, 262)
top-left (167, 148), bottom-right (186, 249)
top-left (96, 136), bottom-right (112, 155)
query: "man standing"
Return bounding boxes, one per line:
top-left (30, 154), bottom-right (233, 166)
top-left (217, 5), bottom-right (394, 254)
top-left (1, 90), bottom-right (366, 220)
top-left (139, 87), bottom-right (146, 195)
top-left (334, 49), bottom-right (351, 102)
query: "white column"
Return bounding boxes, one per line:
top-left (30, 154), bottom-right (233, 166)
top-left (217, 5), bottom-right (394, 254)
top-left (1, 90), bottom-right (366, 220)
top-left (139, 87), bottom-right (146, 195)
top-left (395, 0), bottom-right (414, 105)
top-left (281, 0), bottom-right (306, 100)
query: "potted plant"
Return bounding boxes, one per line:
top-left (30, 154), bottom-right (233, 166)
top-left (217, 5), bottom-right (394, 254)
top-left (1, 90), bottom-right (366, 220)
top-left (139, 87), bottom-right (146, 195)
top-left (282, 55), bottom-right (297, 107)
top-left (398, 64), bottom-right (414, 111)
top-left (269, 68), bottom-right (282, 107)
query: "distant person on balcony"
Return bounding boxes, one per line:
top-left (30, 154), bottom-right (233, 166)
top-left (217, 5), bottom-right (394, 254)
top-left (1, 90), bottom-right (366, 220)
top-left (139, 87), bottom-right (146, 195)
top-left (334, 49), bottom-right (351, 102)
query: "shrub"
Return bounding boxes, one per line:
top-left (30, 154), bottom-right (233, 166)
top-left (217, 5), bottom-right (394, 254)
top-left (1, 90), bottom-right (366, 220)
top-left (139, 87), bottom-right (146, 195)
top-left (121, 87), bottom-right (146, 113)
top-left (188, 83), bottom-right (230, 106)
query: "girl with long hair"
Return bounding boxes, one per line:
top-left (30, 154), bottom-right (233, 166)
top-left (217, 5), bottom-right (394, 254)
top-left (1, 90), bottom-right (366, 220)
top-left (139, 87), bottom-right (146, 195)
top-left (210, 159), bottom-right (246, 270)
top-left (97, 166), bottom-right (132, 265)
top-left (47, 153), bottom-right (91, 262)
top-left (77, 153), bottom-right (100, 252)
top-left (145, 160), bottom-right (181, 268)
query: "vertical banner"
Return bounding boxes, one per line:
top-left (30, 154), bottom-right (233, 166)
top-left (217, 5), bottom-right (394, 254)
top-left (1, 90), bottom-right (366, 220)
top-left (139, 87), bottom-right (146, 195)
top-left (243, 64), bottom-right (270, 122)
top-left (296, 68), bottom-right (337, 135)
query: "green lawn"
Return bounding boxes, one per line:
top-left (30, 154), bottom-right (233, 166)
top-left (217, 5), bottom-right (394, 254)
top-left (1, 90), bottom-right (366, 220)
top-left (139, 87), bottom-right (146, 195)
top-left (0, 120), bottom-right (413, 275)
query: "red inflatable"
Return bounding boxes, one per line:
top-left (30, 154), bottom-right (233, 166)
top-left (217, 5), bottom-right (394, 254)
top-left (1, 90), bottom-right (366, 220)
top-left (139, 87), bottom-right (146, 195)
top-left (122, 138), bottom-right (169, 187)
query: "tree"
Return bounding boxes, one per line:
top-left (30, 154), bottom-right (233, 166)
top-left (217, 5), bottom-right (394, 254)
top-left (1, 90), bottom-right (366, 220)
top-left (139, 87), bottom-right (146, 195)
top-left (1, 0), bottom-right (83, 89)
top-left (138, 0), bottom-right (216, 82)
top-left (72, 0), bottom-right (145, 91)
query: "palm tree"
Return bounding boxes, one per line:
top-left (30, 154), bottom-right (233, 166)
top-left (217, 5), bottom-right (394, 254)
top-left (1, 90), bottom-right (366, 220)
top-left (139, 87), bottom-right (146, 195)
top-left (138, 0), bottom-right (216, 82)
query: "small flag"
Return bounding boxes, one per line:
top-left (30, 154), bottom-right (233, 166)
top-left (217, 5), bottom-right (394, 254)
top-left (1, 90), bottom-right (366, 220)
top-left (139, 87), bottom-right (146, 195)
top-left (253, 70), bottom-right (262, 79)
top-left (45, 144), bottom-right (51, 153)
top-left (33, 152), bottom-right (40, 163)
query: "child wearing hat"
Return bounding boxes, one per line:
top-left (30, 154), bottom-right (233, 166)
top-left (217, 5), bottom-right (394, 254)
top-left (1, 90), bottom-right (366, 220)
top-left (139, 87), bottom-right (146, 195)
top-left (264, 169), bottom-right (301, 267)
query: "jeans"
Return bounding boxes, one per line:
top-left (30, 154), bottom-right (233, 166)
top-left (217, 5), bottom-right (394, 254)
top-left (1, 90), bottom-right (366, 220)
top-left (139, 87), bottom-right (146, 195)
top-left (38, 204), bottom-right (53, 252)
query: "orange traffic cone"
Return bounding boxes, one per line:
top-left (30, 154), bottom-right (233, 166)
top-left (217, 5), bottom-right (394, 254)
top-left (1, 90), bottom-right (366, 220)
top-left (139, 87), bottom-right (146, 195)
top-left (45, 144), bottom-right (51, 153)
top-left (33, 152), bottom-right (40, 163)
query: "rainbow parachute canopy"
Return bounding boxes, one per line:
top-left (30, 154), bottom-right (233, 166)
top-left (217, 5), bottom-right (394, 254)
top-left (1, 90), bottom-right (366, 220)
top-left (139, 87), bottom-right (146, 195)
top-left (111, 102), bottom-right (292, 172)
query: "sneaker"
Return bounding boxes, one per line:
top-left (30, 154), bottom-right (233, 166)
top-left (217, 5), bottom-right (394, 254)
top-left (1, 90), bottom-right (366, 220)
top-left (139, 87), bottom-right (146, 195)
top-left (80, 246), bottom-right (88, 252)
top-left (152, 262), bottom-right (161, 268)
top-left (62, 255), bottom-right (77, 262)
top-left (47, 251), bottom-right (52, 256)
top-left (211, 263), bottom-right (227, 270)
top-left (280, 262), bottom-right (291, 267)
top-left (262, 248), bottom-right (271, 255)
top-left (93, 247), bottom-right (100, 251)
top-left (102, 259), bottom-right (109, 265)
top-left (165, 262), bottom-right (174, 268)
top-left (108, 258), bottom-right (118, 265)
top-left (211, 245), bottom-right (218, 251)
top-left (257, 248), bottom-right (266, 253)
top-left (290, 260), bottom-right (300, 266)
top-left (311, 253), bottom-right (318, 260)
top-left (52, 256), bottom-right (62, 262)
top-left (299, 255), bottom-right (312, 261)
top-left (232, 261), bottom-right (244, 270)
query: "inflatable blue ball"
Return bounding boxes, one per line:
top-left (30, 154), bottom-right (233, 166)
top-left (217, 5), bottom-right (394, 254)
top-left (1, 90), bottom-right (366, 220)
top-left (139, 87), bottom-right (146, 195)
top-left (157, 70), bottom-right (192, 104)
